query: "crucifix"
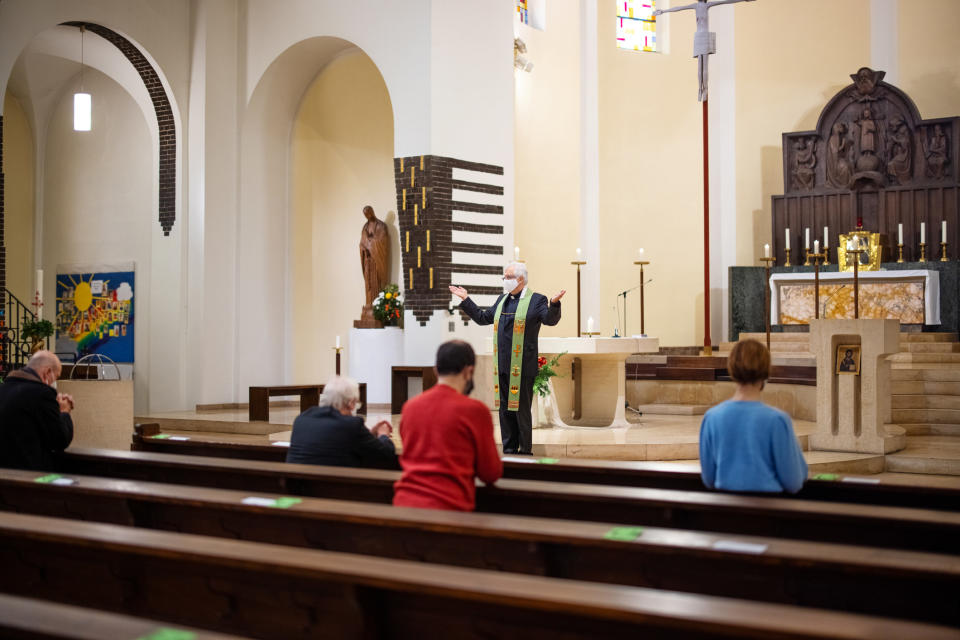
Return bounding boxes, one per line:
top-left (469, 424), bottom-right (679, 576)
top-left (654, 0), bottom-right (756, 355)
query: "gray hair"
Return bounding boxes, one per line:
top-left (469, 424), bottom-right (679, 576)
top-left (319, 375), bottom-right (360, 410)
top-left (506, 261), bottom-right (528, 282)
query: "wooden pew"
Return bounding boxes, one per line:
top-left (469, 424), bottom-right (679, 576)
top-left (2, 468), bottom-right (958, 626)
top-left (1, 512), bottom-right (956, 639)
top-left (57, 448), bottom-right (960, 554)
top-left (248, 382), bottom-right (367, 421)
top-left (0, 593), bottom-right (247, 640)
top-left (131, 425), bottom-right (960, 511)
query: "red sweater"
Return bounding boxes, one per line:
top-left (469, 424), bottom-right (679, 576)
top-left (393, 384), bottom-right (503, 511)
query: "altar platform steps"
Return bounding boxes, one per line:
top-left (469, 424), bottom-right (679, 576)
top-left (720, 332), bottom-right (960, 359)
top-left (884, 436), bottom-right (960, 476)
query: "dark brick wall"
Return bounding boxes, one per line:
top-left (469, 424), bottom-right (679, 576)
top-left (1, 114), bottom-right (6, 330)
top-left (63, 22), bottom-right (177, 236)
top-left (394, 156), bottom-right (505, 325)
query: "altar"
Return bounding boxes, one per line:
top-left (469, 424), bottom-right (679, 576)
top-left (479, 336), bottom-right (659, 428)
top-left (770, 270), bottom-right (940, 325)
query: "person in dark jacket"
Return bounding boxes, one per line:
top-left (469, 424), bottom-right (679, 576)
top-left (286, 375), bottom-right (397, 469)
top-left (0, 351), bottom-right (74, 471)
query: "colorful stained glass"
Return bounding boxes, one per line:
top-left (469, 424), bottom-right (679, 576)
top-left (616, 0), bottom-right (657, 52)
top-left (517, 0), bottom-right (529, 25)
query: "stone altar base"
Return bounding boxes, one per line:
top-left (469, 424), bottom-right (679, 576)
top-left (809, 318), bottom-right (907, 454)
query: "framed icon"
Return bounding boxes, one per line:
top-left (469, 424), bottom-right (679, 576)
top-left (836, 344), bottom-right (861, 375)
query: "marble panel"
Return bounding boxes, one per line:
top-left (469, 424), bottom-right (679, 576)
top-left (779, 281), bottom-right (925, 324)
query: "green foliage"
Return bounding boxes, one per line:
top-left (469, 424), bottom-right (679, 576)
top-left (533, 351), bottom-right (567, 397)
top-left (373, 284), bottom-right (404, 327)
top-left (21, 319), bottom-right (54, 342)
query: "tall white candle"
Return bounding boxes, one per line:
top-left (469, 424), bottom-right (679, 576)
top-left (785, 228), bottom-right (790, 250)
top-left (587, 316), bottom-right (594, 333)
top-left (638, 248), bottom-right (644, 257)
top-left (805, 228), bottom-right (810, 249)
top-left (336, 335), bottom-right (340, 349)
top-left (898, 223), bottom-right (903, 245)
top-left (921, 222), bottom-right (925, 244)
top-left (514, 246), bottom-right (520, 260)
top-left (944, 220), bottom-right (948, 242)
top-left (823, 226), bottom-right (829, 247)
top-left (814, 240), bottom-right (819, 254)
top-left (764, 244), bottom-right (770, 258)
top-left (576, 247), bottom-right (581, 260)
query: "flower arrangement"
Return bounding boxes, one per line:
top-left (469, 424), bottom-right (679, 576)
top-left (372, 284), bottom-right (403, 326)
top-left (532, 351), bottom-right (566, 397)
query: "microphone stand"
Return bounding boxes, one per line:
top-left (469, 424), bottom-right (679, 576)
top-left (619, 278), bottom-right (652, 337)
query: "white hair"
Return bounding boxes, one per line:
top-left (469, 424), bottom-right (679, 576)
top-left (319, 375), bottom-right (360, 410)
top-left (506, 261), bottom-right (528, 282)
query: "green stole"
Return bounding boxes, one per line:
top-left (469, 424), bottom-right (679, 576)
top-left (492, 290), bottom-right (533, 411)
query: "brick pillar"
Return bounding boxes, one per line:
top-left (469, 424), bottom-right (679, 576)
top-left (1, 114), bottom-right (6, 367)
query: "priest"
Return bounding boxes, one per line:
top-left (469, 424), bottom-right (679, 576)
top-left (450, 262), bottom-right (565, 455)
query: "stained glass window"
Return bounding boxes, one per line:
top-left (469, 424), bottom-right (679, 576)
top-left (517, 0), bottom-right (529, 25)
top-left (617, 0), bottom-right (658, 53)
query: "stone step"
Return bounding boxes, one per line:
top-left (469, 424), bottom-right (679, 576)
top-left (898, 423), bottom-right (960, 436)
top-left (891, 380), bottom-right (960, 395)
top-left (889, 352), bottom-right (960, 365)
top-left (892, 408), bottom-right (960, 424)
top-left (739, 332), bottom-right (810, 342)
top-left (885, 436), bottom-right (960, 476)
top-left (903, 342), bottom-right (960, 353)
top-left (635, 403), bottom-right (710, 416)
top-left (892, 395), bottom-right (960, 410)
top-left (899, 332), bottom-right (959, 343)
top-left (891, 368), bottom-right (960, 382)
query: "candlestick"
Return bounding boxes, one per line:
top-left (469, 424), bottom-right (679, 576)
top-left (633, 259), bottom-right (650, 336)
top-left (759, 256), bottom-right (776, 350)
top-left (941, 241), bottom-right (949, 262)
top-left (803, 248), bottom-right (811, 267)
top-left (822, 241), bottom-right (830, 266)
top-left (571, 259), bottom-right (587, 337)
top-left (897, 243), bottom-right (904, 263)
top-left (919, 242), bottom-right (927, 263)
top-left (847, 249), bottom-right (864, 319)
top-left (333, 346), bottom-right (343, 375)
top-left (784, 247), bottom-right (792, 267)
top-left (808, 252), bottom-right (826, 319)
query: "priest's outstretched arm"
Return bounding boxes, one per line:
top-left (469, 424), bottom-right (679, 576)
top-left (450, 285), bottom-right (498, 325)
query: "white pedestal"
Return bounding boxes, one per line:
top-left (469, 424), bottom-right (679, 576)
top-left (348, 327), bottom-right (403, 404)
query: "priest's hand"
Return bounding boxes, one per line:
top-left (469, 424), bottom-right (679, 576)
top-left (550, 290), bottom-right (566, 304)
top-left (449, 285), bottom-right (469, 300)
top-left (371, 420), bottom-right (393, 437)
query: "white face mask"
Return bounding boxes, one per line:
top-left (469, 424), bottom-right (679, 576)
top-left (503, 278), bottom-right (519, 293)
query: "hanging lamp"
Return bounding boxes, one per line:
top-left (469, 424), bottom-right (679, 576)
top-left (73, 25), bottom-right (91, 131)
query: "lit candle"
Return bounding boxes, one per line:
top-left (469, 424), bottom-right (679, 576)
top-left (638, 248), bottom-right (644, 257)
top-left (898, 223), bottom-right (903, 245)
top-left (785, 228), bottom-right (790, 250)
top-left (514, 246), bottom-right (520, 260)
top-left (336, 335), bottom-right (341, 349)
top-left (823, 226), bottom-right (829, 247)
top-left (805, 228), bottom-right (810, 249)
top-left (763, 244), bottom-right (770, 258)
top-left (944, 220), bottom-right (948, 242)
top-left (814, 240), bottom-right (819, 254)
top-left (921, 222), bottom-right (925, 244)
top-left (576, 247), bottom-right (581, 260)
top-left (587, 316), bottom-right (594, 334)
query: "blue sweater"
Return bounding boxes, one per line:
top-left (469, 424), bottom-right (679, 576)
top-left (699, 400), bottom-right (808, 493)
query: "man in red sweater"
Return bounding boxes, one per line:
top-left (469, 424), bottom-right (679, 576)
top-left (393, 340), bottom-right (503, 511)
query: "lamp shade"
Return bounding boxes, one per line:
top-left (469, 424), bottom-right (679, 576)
top-left (73, 92), bottom-right (91, 131)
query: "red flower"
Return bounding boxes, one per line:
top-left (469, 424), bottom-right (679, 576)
top-left (538, 356), bottom-right (547, 368)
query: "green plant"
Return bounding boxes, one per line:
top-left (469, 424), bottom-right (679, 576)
top-left (21, 319), bottom-right (54, 342)
top-left (372, 284), bottom-right (403, 326)
top-left (533, 351), bottom-right (567, 397)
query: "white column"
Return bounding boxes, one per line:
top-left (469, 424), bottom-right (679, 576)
top-left (871, 0), bottom-right (898, 85)
top-left (579, 0), bottom-right (601, 333)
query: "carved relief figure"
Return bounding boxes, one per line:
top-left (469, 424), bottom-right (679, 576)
top-left (924, 124), bottom-right (949, 180)
top-left (851, 67), bottom-right (884, 98)
top-left (885, 114), bottom-right (913, 185)
top-left (791, 137), bottom-right (816, 191)
top-left (827, 122), bottom-right (854, 188)
top-left (359, 205), bottom-right (390, 307)
top-left (855, 107), bottom-right (882, 173)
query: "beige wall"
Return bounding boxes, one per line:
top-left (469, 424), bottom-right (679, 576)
top-left (290, 50), bottom-right (396, 384)
top-left (2, 93), bottom-right (34, 305)
top-left (513, 3), bottom-right (581, 339)
top-left (898, 0), bottom-right (960, 119)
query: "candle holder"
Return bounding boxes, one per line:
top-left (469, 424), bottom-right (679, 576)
top-left (759, 257), bottom-right (776, 350)
top-left (333, 346), bottom-right (343, 376)
top-left (633, 260), bottom-right (650, 336)
top-left (808, 252), bottom-right (826, 319)
top-left (847, 249), bottom-right (864, 319)
top-left (803, 248), bottom-right (812, 266)
top-left (784, 248), bottom-right (792, 267)
top-left (941, 241), bottom-right (949, 262)
top-left (919, 242), bottom-right (927, 263)
top-left (822, 245), bottom-right (830, 266)
top-left (580, 331), bottom-right (600, 337)
top-left (897, 243), bottom-right (904, 263)
top-left (571, 260), bottom-right (587, 337)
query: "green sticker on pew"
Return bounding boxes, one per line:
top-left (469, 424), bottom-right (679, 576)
top-left (150, 434), bottom-right (172, 439)
top-left (537, 458), bottom-right (559, 464)
top-left (34, 474), bottom-right (63, 484)
top-left (603, 526), bottom-right (644, 542)
top-left (812, 473), bottom-right (839, 481)
top-left (271, 497), bottom-right (303, 509)
top-left (136, 628), bottom-right (197, 640)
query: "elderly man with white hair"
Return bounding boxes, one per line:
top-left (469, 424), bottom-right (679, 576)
top-left (286, 375), bottom-right (397, 469)
top-left (450, 261), bottom-right (564, 455)
top-left (0, 350), bottom-right (74, 471)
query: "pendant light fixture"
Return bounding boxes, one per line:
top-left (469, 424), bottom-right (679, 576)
top-left (73, 25), bottom-right (91, 131)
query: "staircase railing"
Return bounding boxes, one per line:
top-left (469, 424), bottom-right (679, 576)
top-left (1, 288), bottom-right (41, 377)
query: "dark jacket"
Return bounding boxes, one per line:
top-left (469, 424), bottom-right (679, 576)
top-left (286, 405), bottom-right (398, 469)
top-left (0, 368), bottom-right (74, 471)
top-left (460, 291), bottom-right (561, 376)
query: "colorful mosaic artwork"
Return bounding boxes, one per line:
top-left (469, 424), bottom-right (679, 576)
top-left (55, 270), bottom-right (135, 362)
top-left (617, 0), bottom-right (657, 52)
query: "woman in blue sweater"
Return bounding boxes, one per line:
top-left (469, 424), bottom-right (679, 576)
top-left (699, 339), bottom-right (808, 493)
